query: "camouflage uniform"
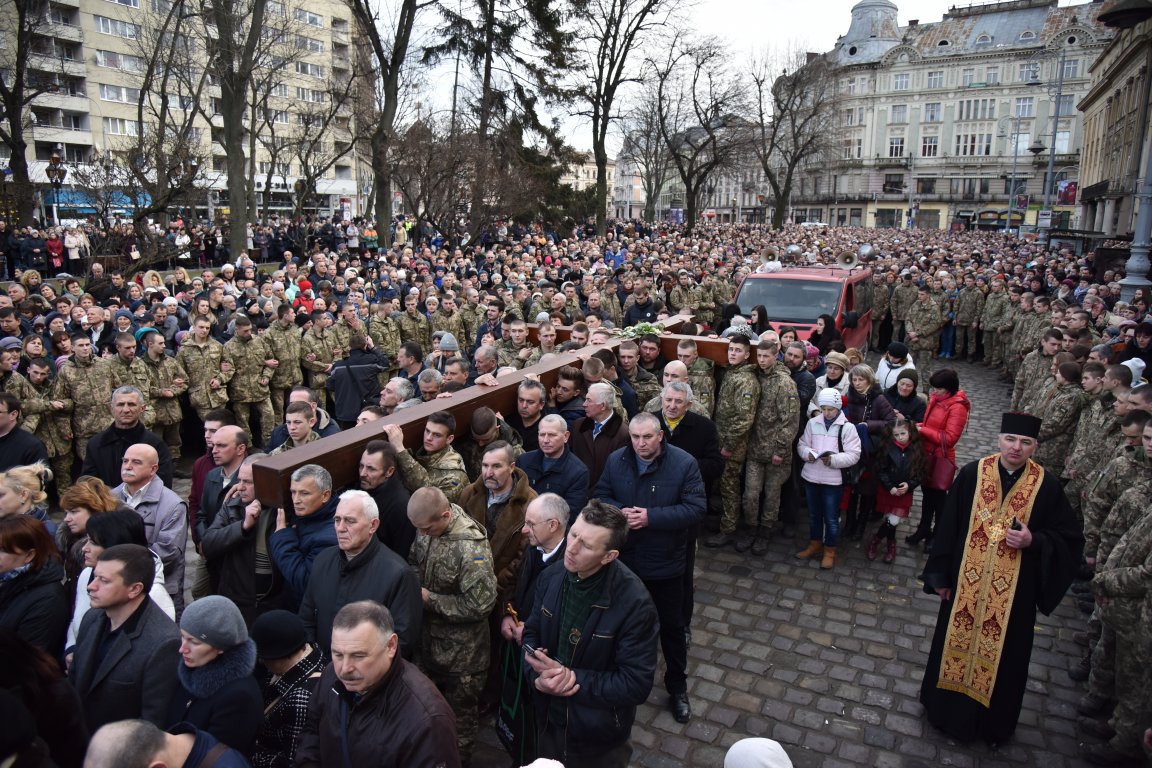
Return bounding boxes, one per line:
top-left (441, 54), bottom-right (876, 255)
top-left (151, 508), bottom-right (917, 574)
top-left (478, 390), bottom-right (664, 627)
top-left (430, 310), bottom-right (467, 349)
top-left (107, 354), bottom-right (155, 428)
top-left (408, 504), bottom-right (497, 762)
top-left (997, 300), bottom-right (1023, 376)
top-left (330, 318), bottom-right (366, 362)
top-left (1011, 349), bottom-right (1055, 414)
top-left (176, 336), bottom-right (233, 422)
top-left (602, 291), bottom-right (624, 327)
top-left (264, 321), bottom-right (304, 423)
top-left (367, 314), bottom-right (402, 372)
top-left (711, 276), bottom-right (736, 308)
top-left (687, 358), bottom-right (717, 418)
top-left (0, 370), bottom-right (46, 433)
top-left (398, 310), bottom-right (432, 353)
top-left (29, 375), bottom-right (72, 492)
top-left (396, 445), bottom-right (470, 503)
top-left (454, 421), bottom-right (523, 480)
top-left (668, 282), bottom-right (702, 315)
top-left (714, 361), bottom-right (760, 535)
top-left (459, 304), bottom-right (483, 348)
top-left (300, 326), bottom-right (339, 409)
top-left (1089, 485), bottom-right (1152, 759)
top-left (268, 429), bottom-right (320, 456)
top-left (891, 282), bottom-right (919, 341)
top-left (953, 285), bottom-right (985, 360)
top-left (870, 283), bottom-right (892, 351)
top-left (904, 296), bottom-right (942, 391)
top-left (1063, 394), bottom-right (1119, 515)
top-left (142, 353), bottom-right (188, 460)
top-left (743, 365), bottom-right (799, 531)
top-left (1035, 382), bottom-right (1086, 470)
top-left (1084, 446), bottom-right (1152, 562)
top-left (695, 282), bottom-right (718, 326)
top-left (54, 356), bottom-right (116, 461)
top-left (224, 334), bottom-right (276, 447)
top-left (624, 367), bottom-right (661, 411)
top-left (980, 288), bottom-right (1009, 367)
top-left (496, 339), bottom-right (533, 370)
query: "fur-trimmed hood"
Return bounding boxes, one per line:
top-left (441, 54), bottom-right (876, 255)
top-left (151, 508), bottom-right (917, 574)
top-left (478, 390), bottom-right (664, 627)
top-left (177, 638), bottom-right (257, 699)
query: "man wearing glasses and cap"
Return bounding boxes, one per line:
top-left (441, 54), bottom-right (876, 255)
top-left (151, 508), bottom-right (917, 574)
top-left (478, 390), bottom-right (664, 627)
top-left (919, 412), bottom-right (1083, 747)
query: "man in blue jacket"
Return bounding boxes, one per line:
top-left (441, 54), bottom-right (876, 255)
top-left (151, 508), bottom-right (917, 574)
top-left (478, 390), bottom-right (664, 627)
top-left (522, 500), bottom-right (658, 768)
top-left (517, 414), bottom-right (589, 516)
top-left (593, 412), bottom-right (706, 724)
top-left (269, 464), bottom-right (339, 610)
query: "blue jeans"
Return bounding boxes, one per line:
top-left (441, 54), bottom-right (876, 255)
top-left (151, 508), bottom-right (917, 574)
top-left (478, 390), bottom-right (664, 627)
top-left (805, 481), bottom-right (843, 546)
top-left (940, 322), bottom-right (955, 357)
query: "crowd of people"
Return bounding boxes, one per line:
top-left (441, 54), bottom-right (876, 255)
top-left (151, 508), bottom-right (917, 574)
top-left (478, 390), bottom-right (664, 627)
top-left (0, 216), bottom-right (1151, 767)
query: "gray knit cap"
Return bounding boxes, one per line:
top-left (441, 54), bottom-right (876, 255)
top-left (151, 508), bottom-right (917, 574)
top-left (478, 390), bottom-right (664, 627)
top-left (180, 595), bottom-right (248, 649)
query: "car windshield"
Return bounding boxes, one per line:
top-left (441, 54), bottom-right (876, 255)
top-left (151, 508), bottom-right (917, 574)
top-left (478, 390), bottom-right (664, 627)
top-left (735, 279), bottom-right (842, 324)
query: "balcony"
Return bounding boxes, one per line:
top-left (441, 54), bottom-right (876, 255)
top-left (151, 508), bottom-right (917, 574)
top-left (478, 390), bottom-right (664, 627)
top-left (32, 123), bottom-right (92, 145)
top-left (52, 0), bottom-right (80, 7)
top-left (875, 155), bottom-right (909, 169)
top-left (44, 21), bottom-right (83, 42)
top-left (29, 54), bottom-right (86, 78)
top-left (32, 91), bottom-right (89, 112)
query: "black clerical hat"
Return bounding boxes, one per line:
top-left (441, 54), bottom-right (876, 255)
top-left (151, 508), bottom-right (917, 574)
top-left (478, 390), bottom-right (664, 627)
top-left (1000, 412), bottom-right (1041, 439)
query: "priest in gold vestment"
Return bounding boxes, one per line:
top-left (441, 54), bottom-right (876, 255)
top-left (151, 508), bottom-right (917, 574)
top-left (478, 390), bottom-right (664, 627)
top-left (920, 412), bottom-right (1083, 745)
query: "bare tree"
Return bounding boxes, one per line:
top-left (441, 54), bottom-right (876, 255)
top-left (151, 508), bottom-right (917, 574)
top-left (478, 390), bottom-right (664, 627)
top-left (288, 75), bottom-right (361, 223)
top-left (617, 83), bottom-right (674, 222)
top-left (571, 0), bottom-right (677, 236)
top-left (67, 149), bottom-right (134, 226)
top-left (652, 35), bottom-right (749, 233)
top-left (748, 48), bottom-right (840, 229)
top-left (388, 114), bottom-right (470, 242)
top-left (0, 0), bottom-right (70, 224)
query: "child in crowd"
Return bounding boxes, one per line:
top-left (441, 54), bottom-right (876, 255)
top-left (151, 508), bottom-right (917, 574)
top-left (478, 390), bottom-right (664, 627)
top-left (867, 418), bottom-right (925, 563)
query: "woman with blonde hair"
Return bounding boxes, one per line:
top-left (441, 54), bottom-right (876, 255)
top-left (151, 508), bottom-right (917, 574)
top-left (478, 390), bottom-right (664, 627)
top-left (142, 269), bottom-right (165, 291)
top-left (0, 463), bottom-right (54, 537)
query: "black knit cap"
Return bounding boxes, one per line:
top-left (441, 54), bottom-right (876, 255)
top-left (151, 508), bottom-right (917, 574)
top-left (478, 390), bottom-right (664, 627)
top-left (250, 610), bottom-right (308, 660)
top-left (1000, 412), bottom-right (1042, 439)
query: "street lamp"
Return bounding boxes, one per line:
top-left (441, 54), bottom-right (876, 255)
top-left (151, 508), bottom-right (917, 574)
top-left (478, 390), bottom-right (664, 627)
top-left (45, 146), bottom-right (68, 225)
top-left (1026, 45), bottom-right (1069, 246)
top-left (997, 115), bottom-right (1029, 234)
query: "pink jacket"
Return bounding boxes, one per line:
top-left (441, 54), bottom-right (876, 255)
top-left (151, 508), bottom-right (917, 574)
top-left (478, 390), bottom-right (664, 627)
top-left (798, 412), bottom-right (862, 486)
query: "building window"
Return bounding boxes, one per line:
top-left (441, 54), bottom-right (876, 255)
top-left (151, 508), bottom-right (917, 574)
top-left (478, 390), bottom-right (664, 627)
top-left (1057, 94), bottom-right (1074, 116)
top-left (102, 117), bottom-right (140, 136)
top-left (1019, 30), bottom-right (1036, 41)
top-left (295, 86), bottom-right (326, 103)
top-left (295, 35), bottom-right (324, 53)
top-left (888, 137), bottom-right (905, 157)
top-left (843, 78), bottom-right (856, 95)
top-left (954, 133), bottom-right (993, 157)
top-left (95, 49), bottom-right (145, 72)
top-left (921, 136), bottom-right (939, 157)
top-left (295, 8), bottom-right (324, 26)
top-left (890, 105), bottom-right (907, 124)
top-left (1062, 58), bottom-right (1080, 79)
top-left (892, 73), bottom-right (909, 91)
top-left (927, 70), bottom-right (943, 88)
top-left (1019, 62), bottom-right (1039, 82)
top-left (1012, 132), bottom-right (1032, 155)
top-left (841, 138), bottom-right (862, 159)
top-left (842, 108), bottom-right (857, 127)
top-left (295, 61), bottom-right (324, 78)
top-left (272, 83), bottom-right (289, 98)
top-left (98, 83), bottom-right (140, 103)
top-left (923, 102), bottom-right (941, 123)
top-left (961, 68), bottom-right (975, 86)
top-left (105, 0), bottom-right (140, 7)
top-left (1055, 130), bottom-right (1071, 153)
top-left (917, 178), bottom-right (936, 194)
top-left (957, 98), bottom-right (995, 121)
top-left (975, 34), bottom-right (991, 46)
top-left (883, 173), bottom-right (904, 193)
top-left (94, 16), bottom-right (140, 39)
top-left (986, 66), bottom-right (1000, 84)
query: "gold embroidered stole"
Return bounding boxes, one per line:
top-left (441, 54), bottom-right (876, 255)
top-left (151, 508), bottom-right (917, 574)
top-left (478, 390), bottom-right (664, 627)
top-left (937, 454), bottom-right (1044, 707)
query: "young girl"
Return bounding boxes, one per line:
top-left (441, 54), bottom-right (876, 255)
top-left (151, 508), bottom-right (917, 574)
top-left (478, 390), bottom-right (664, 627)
top-left (868, 418), bottom-right (926, 563)
top-left (796, 388), bottom-right (862, 570)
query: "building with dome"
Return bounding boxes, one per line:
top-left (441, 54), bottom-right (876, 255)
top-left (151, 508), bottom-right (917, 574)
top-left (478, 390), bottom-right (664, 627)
top-left (789, 0), bottom-right (1112, 233)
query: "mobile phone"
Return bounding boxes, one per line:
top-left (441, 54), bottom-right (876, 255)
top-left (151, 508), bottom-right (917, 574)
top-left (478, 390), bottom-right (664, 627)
top-left (523, 644), bottom-right (549, 659)
top-left (1010, 517), bottom-right (1022, 531)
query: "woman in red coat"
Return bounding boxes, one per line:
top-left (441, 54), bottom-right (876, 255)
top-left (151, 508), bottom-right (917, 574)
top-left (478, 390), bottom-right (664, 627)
top-left (906, 368), bottom-right (970, 547)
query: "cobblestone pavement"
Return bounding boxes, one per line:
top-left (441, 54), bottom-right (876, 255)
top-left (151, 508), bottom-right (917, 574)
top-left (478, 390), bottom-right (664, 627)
top-left (472, 357), bottom-right (1097, 767)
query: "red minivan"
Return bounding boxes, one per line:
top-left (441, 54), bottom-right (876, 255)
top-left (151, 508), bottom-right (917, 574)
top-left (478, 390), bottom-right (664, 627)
top-left (734, 265), bottom-right (875, 350)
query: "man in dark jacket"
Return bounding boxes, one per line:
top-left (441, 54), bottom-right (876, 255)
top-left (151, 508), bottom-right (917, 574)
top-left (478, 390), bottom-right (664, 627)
top-left (593, 412), bottom-right (706, 725)
top-left (325, 333), bottom-right (388, 428)
top-left (201, 456), bottom-right (290, 624)
top-left (81, 385), bottom-right (174, 488)
top-left (69, 544), bottom-right (181, 734)
top-left (569, 382), bottom-right (629, 491)
top-left (266, 387), bottom-right (341, 452)
top-left (357, 440), bottom-right (414, 559)
top-left (269, 464), bottom-right (339, 610)
top-left (294, 600), bottom-right (460, 768)
top-left (517, 414), bottom-right (589, 517)
top-left (0, 392), bottom-right (48, 472)
top-left (522, 500), bottom-right (658, 767)
top-left (299, 490), bottom-right (421, 658)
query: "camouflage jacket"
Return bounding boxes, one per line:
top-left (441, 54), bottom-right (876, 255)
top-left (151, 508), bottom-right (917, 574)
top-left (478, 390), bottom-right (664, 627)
top-left (1093, 486), bottom-right (1152, 631)
top-left (28, 377), bottom-right (70, 456)
top-left (459, 305), bottom-right (483, 346)
top-left (1012, 350), bottom-right (1056, 413)
top-left (331, 318), bottom-right (368, 361)
top-left (747, 364), bottom-right (800, 463)
top-left (224, 334), bottom-right (274, 402)
top-left (1036, 382), bottom-right (1086, 470)
top-left (398, 311), bottom-right (432, 353)
top-left (268, 430), bottom-right (321, 456)
top-left (264, 322), bottom-right (304, 389)
top-left (107, 356), bottom-right (152, 405)
top-left (56, 357), bottom-right (119, 436)
top-left (1096, 480), bottom-right (1152, 598)
top-left (667, 284), bottom-right (702, 314)
top-left (624, 366), bottom-right (662, 410)
top-left (981, 290), bottom-right (1008, 327)
top-left (892, 283), bottom-right (919, 321)
top-left (300, 327), bottom-right (339, 378)
top-left (408, 504), bottom-right (497, 674)
top-left (873, 284), bottom-right (892, 319)
top-left (455, 421), bottom-right (523, 480)
top-left (142, 353), bottom-right (188, 426)
top-left (714, 361), bottom-right (759, 457)
top-left (496, 339), bottom-right (533, 370)
top-left (177, 337), bottom-right (233, 412)
top-left (954, 286), bottom-right (985, 325)
top-left (430, 310), bottom-right (467, 348)
top-left (904, 298), bottom-right (943, 349)
top-left (687, 358), bottom-right (716, 418)
top-left (997, 301), bottom-right (1021, 336)
top-left (711, 277), bottom-right (736, 308)
top-left (367, 315), bottom-right (402, 367)
top-left (397, 445), bottom-right (469, 503)
top-left (1084, 446), bottom-right (1152, 559)
top-left (0, 370), bottom-right (46, 432)
top-left (1066, 394), bottom-right (1119, 479)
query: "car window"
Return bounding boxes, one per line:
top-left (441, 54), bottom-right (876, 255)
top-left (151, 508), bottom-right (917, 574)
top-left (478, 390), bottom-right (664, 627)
top-left (735, 279), bottom-right (842, 324)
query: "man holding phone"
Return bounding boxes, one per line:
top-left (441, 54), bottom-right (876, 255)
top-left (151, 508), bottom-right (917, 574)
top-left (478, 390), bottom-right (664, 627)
top-left (521, 500), bottom-right (658, 768)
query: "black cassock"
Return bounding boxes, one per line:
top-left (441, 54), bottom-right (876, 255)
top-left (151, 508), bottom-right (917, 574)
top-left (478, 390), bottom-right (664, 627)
top-left (919, 458), bottom-right (1083, 744)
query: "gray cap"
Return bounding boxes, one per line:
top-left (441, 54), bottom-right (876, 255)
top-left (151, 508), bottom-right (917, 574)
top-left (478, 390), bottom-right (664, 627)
top-left (180, 595), bottom-right (248, 650)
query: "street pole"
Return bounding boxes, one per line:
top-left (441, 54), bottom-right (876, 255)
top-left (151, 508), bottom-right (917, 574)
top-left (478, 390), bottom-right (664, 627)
top-left (1004, 116), bottom-right (1021, 235)
top-left (1041, 47), bottom-right (1067, 246)
top-left (906, 153), bottom-right (915, 229)
top-left (1119, 119), bottom-right (1152, 301)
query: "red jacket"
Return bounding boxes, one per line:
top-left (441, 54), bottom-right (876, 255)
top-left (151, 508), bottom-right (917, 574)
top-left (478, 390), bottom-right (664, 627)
top-left (918, 389), bottom-right (970, 462)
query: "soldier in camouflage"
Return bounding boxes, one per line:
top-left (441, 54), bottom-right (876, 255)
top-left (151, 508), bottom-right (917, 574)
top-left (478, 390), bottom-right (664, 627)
top-left (1006, 292), bottom-right (1036, 380)
top-left (667, 271), bottom-right (701, 316)
top-left (398, 293), bottom-right (432, 353)
top-left (1083, 414), bottom-right (1151, 571)
top-left (224, 314), bottom-right (276, 448)
top-left (300, 309), bottom-right (340, 410)
top-left (1036, 362), bottom-right (1087, 471)
top-left (330, 301), bottom-right (368, 361)
top-left (1012, 329), bottom-right (1061, 414)
top-left (177, 315), bottom-right (234, 422)
top-left (384, 412), bottom-right (470, 503)
top-left (430, 294), bottom-right (468, 351)
top-left (980, 279), bottom-right (1009, 369)
top-left (704, 336), bottom-right (760, 550)
top-left (0, 345), bottom-right (45, 433)
top-left (497, 317), bottom-right (534, 369)
top-left (1063, 362), bottom-right (1120, 516)
top-left (406, 486), bottom-right (497, 764)
top-left (24, 358), bottom-right (72, 492)
top-left (55, 335), bottom-right (117, 462)
top-left (953, 274), bottom-right (985, 362)
top-left (903, 286), bottom-right (942, 393)
top-left (107, 332), bottom-right (154, 428)
top-left (458, 288), bottom-right (484, 347)
top-left (265, 305), bottom-right (304, 423)
top-left (742, 338), bottom-right (800, 553)
top-left (617, 341), bottom-right (661, 408)
top-left (891, 274), bottom-right (919, 342)
top-left (870, 273), bottom-right (893, 352)
top-left (141, 331), bottom-right (188, 460)
top-left (675, 339), bottom-right (716, 418)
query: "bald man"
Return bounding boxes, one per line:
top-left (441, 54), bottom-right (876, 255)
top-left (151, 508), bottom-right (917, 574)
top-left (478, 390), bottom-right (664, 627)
top-left (643, 361), bottom-right (711, 417)
top-left (84, 719), bottom-right (247, 768)
top-left (115, 443), bottom-right (189, 615)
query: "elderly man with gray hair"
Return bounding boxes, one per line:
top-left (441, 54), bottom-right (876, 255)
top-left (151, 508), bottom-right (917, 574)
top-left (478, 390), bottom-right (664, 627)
top-left (81, 384), bottom-right (174, 488)
top-left (380, 376), bottom-right (420, 414)
top-left (270, 464), bottom-right (340, 610)
top-left (571, 381), bottom-right (630, 490)
top-left (300, 489), bottom-right (422, 658)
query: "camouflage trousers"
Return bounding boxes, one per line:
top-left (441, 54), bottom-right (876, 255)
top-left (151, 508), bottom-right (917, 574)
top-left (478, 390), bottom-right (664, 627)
top-left (718, 455), bottom-right (747, 534)
top-left (232, 398), bottom-right (275, 448)
top-left (1091, 620), bottom-right (1150, 756)
top-left (1063, 475), bottom-right (1085, 520)
top-left (983, 330), bottom-right (1005, 367)
top-left (743, 460), bottom-right (790, 529)
top-left (427, 669), bottom-right (484, 763)
top-left (913, 348), bottom-right (935, 392)
top-left (270, 387), bottom-right (293, 424)
top-left (954, 324), bottom-right (978, 359)
top-left (74, 431), bottom-right (97, 462)
top-left (50, 454), bottom-right (73, 495)
top-left (154, 420), bottom-right (183, 461)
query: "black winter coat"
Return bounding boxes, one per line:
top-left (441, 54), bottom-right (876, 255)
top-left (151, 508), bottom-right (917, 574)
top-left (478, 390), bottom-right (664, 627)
top-left (0, 558), bottom-right (68, 660)
top-left (517, 447), bottom-right (589, 521)
top-left (325, 348), bottom-right (389, 423)
top-left (165, 640), bottom-right (263, 757)
top-left (201, 497), bottom-right (290, 625)
top-left (81, 422), bottom-right (174, 489)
